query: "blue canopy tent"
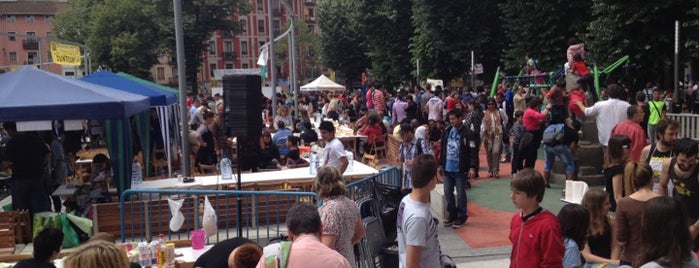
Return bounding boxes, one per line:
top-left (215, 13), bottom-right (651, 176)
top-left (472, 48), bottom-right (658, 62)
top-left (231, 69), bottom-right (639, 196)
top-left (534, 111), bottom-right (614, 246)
top-left (0, 67), bottom-right (150, 195)
top-left (115, 72), bottom-right (183, 177)
top-left (82, 71), bottom-right (178, 177)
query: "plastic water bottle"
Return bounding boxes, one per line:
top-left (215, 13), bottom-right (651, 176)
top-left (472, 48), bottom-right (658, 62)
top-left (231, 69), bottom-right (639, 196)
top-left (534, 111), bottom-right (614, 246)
top-left (220, 157), bottom-right (233, 180)
top-left (309, 152), bottom-right (318, 175)
top-left (131, 160), bottom-right (143, 187)
top-left (346, 150), bottom-right (354, 172)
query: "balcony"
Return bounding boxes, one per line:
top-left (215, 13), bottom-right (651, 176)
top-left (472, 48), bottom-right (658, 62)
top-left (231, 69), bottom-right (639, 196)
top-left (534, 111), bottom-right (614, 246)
top-left (223, 52), bottom-right (236, 61)
top-left (22, 38), bottom-right (39, 50)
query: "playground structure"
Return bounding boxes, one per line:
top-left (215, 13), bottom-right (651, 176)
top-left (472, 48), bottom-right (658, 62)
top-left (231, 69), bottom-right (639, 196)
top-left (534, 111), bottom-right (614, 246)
top-left (490, 55), bottom-right (633, 100)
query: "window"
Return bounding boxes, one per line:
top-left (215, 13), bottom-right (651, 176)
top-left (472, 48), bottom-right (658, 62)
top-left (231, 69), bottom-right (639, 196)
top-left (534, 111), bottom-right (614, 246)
top-left (45, 15), bottom-right (54, 22)
top-left (209, 63), bottom-right (216, 77)
top-left (157, 67), bottom-right (165, 80)
top-left (242, 63), bottom-right (249, 69)
top-left (208, 41), bottom-right (216, 55)
top-left (47, 51), bottom-right (52, 62)
top-left (240, 19), bottom-right (247, 32)
top-left (27, 52), bottom-right (38, 65)
top-left (26, 31), bottom-right (36, 37)
top-left (64, 71), bottom-right (75, 77)
top-left (241, 41), bottom-right (248, 55)
top-left (224, 41), bottom-right (232, 53)
top-left (46, 32), bottom-right (52, 38)
top-left (273, 20), bottom-right (280, 36)
top-left (8, 52), bottom-right (17, 64)
top-left (25, 16), bottom-right (34, 23)
top-left (258, 19), bottom-right (265, 33)
top-left (6, 16), bottom-right (15, 23)
top-left (225, 64), bottom-right (233, 69)
top-left (7, 32), bottom-right (16, 41)
top-left (256, 0), bottom-right (264, 11)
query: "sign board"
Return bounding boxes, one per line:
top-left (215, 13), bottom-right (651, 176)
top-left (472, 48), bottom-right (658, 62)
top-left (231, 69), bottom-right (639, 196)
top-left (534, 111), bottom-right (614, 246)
top-left (426, 79), bottom-right (444, 91)
top-left (474, 64), bottom-right (484, 74)
top-left (49, 42), bottom-right (82, 66)
top-left (17, 121), bottom-right (52, 132)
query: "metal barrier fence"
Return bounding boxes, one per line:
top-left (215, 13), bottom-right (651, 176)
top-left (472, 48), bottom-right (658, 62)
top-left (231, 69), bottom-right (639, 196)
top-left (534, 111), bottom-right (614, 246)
top-left (346, 167), bottom-right (400, 200)
top-left (668, 113), bottom-right (699, 140)
top-left (118, 189), bottom-right (317, 245)
top-left (116, 167), bottom-right (401, 245)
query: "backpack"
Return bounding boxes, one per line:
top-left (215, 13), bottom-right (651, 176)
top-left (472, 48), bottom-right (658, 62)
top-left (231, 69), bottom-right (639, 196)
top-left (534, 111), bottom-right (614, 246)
top-left (542, 123), bottom-right (565, 145)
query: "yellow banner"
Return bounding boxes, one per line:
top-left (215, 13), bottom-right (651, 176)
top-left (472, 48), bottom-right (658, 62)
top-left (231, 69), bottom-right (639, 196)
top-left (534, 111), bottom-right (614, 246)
top-left (49, 41), bottom-right (81, 66)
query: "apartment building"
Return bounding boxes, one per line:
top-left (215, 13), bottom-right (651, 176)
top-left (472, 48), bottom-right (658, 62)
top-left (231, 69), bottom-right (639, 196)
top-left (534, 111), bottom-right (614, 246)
top-left (151, 0), bottom-right (319, 92)
top-left (0, 0), bottom-right (79, 75)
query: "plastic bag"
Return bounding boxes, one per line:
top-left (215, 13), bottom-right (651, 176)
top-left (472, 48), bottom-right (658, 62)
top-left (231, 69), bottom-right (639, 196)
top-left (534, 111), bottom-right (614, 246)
top-left (32, 212), bottom-right (60, 239)
top-left (65, 213), bottom-right (93, 237)
top-left (60, 213), bottom-right (80, 248)
top-left (202, 196), bottom-right (217, 237)
top-left (168, 198), bottom-right (185, 232)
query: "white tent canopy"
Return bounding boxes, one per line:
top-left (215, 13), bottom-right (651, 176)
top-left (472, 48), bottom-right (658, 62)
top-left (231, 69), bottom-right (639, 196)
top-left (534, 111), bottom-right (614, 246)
top-left (300, 74), bottom-right (346, 92)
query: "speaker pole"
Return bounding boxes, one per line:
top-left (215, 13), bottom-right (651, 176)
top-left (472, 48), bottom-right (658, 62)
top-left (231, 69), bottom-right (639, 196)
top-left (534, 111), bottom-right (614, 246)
top-left (236, 138), bottom-right (243, 237)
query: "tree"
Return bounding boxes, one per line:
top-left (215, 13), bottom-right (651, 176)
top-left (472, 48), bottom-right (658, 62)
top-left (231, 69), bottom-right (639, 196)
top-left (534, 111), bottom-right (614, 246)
top-left (499, 0), bottom-right (591, 75)
top-left (410, 0), bottom-right (506, 84)
top-left (585, 0), bottom-right (695, 88)
top-left (88, 0), bottom-right (162, 78)
top-left (316, 0), bottom-right (370, 87)
top-left (273, 19), bottom-right (322, 84)
top-left (53, 0), bottom-right (95, 46)
top-left (153, 0), bottom-right (251, 95)
top-left (357, 0), bottom-right (414, 88)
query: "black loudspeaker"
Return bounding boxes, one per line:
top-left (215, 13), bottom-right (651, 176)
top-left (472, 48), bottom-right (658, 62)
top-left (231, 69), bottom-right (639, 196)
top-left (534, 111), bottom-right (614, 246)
top-left (223, 75), bottom-right (263, 137)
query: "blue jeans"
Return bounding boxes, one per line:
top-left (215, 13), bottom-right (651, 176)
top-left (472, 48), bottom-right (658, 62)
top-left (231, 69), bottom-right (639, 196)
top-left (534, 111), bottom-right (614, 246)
top-left (543, 144), bottom-right (575, 173)
top-left (443, 171), bottom-right (468, 220)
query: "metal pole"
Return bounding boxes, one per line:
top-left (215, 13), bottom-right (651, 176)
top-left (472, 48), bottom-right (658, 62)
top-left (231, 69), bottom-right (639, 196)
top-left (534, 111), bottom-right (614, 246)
top-left (290, 19), bottom-right (298, 122)
top-left (37, 36), bottom-right (42, 69)
top-left (268, 0), bottom-right (277, 119)
top-left (675, 20), bottom-right (680, 108)
top-left (174, 0), bottom-right (190, 176)
top-left (471, 50), bottom-right (475, 89)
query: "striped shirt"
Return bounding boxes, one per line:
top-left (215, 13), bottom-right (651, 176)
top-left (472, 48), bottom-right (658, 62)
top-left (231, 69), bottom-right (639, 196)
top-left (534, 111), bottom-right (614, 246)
top-left (399, 138), bottom-right (433, 189)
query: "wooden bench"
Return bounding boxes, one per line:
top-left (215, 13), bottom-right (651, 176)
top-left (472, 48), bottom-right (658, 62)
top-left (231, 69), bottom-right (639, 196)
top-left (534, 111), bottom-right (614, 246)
top-left (92, 201), bottom-right (147, 239)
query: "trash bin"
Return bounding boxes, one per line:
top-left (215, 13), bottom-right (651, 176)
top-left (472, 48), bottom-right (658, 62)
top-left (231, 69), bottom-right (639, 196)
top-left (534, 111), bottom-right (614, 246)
top-left (380, 242), bottom-right (399, 268)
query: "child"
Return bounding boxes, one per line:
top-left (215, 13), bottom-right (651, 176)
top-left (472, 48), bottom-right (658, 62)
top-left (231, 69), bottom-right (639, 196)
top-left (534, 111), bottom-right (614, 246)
top-left (570, 53), bottom-right (593, 94)
top-left (510, 111), bottom-right (525, 176)
top-left (396, 154), bottom-right (455, 268)
top-left (568, 84), bottom-right (586, 125)
top-left (557, 203), bottom-right (589, 268)
top-left (284, 136), bottom-right (304, 167)
top-left (509, 168), bottom-right (564, 267)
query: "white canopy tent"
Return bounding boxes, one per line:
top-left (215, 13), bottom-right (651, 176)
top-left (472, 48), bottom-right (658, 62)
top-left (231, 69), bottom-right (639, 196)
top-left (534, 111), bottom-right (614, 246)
top-left (300, 74), bottom-right (346, 92)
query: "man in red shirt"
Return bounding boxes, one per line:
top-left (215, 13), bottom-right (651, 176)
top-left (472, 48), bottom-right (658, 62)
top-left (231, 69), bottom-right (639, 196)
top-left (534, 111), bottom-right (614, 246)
top-left (611, 105), bottom-right (648, 161)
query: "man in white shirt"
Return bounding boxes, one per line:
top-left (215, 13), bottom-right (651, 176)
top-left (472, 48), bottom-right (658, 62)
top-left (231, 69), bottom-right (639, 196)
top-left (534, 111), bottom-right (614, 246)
top-left (575, 84), bottom-right (630, 147)
top-left (318, 121), bottom-right (348, 173)
top-left (425, 93), bottom-right (444, 121)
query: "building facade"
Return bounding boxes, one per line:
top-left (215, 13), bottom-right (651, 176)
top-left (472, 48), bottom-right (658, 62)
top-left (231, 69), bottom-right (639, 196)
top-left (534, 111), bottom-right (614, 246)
top-left (0, 0), bottom-right (83, 76)
top-left (151, 0), bottom-right (320, 93)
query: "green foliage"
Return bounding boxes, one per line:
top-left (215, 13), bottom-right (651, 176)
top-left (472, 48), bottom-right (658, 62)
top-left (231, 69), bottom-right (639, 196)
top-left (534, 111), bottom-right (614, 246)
top-left (273, 19), bottom-right (322, 83)
top-left (54, 0), bottom-right (249, 94)
top-left (153, 0), bottom-right (247, 94)
top-left (499, 0), bottom-right (590, 74)
top-left (410, 0), bottom-right (506, 84)
top-left (316, 0), bottom-right (370, 87)
top-left (87, 0), bottom-right (162, 78)
top-left (585, 0), bottom-right (695, 87)
top-left (358, 0), bottom-right (414, 88)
